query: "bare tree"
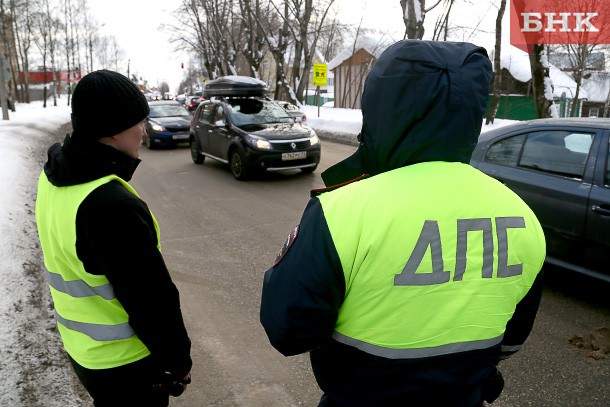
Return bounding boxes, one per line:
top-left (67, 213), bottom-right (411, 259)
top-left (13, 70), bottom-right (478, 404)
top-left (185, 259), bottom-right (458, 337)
top-left (109, 36), bottom-right (125, 73)
top-left (510, 0), bottom-right (555, 118)
top-left (43, 0), bottom-right (62, 106)
top-left (245, 0), bottom-right (292, 100)
top-left (431, 0), bottom-right (455, 41)
top-left (548, 0), bottom-right (610, 117)
top-left (245, 0), bottom-right (335, 103)
top-left (11, 0), bottom-right (33, 103)
top-left (202, 0), bottom-right (239, 76)
top-left (63, 0), bottom-right (77, 105)
top-left (530, 44), bottom-right (556, 118)
top-left (30, 5), bottom-right (52, 107)
top-left (0, 0), bottom-right (19, 106)
top-left (561, 43), bottom-right (599, 117)
top-left (169, 1), bottom-right (214, 79)
top-left (317, 15), bottom-right (348, 63)
top-left (170, 0), bottom-right (241, 79)
top-left (485, 0), bottom-right (506, 124)
top-left (400, 0), bottom-right (443, 39)
top-left (238, 0), bottom-right (268, 78)
top-left (289, 0), bottom-right (336, 103)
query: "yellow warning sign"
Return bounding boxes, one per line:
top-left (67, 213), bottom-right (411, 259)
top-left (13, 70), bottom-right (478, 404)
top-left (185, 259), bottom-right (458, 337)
top-left (313, 63), bottom-right (328, 87)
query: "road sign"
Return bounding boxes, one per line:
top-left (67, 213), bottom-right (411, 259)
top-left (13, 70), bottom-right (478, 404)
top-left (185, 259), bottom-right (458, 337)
top-left (313, 63), bottom-right (328, 87)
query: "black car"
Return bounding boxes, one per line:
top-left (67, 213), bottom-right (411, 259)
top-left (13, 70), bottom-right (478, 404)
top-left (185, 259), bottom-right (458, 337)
top-left (470, 118), bottom-right (610, 282)
top-left (186, 96), bottom-right (204, 112)
top-left (145, 101), bottom-right (191, 148)
top-left (189, 76), bottom-right (321, 180)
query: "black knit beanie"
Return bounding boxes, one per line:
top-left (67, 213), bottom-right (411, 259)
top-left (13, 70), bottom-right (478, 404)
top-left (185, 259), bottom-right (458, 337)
top-left (71, 69), bottom-right (149, 141)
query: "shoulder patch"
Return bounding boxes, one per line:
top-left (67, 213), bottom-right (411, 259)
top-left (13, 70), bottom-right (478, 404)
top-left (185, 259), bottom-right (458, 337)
top-left (274, 225), bottom-right (299, 266)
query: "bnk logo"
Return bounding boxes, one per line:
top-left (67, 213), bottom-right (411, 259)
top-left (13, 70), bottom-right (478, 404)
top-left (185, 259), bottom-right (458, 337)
top-left (510, 0), bottom-right (610, 51)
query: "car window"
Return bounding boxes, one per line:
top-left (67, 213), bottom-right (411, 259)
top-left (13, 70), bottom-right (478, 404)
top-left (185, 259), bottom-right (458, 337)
top-left (485, 130), bottom-right (593, 179)
top-left (214, 106), bottom-right (225, 126)
top-left (199, 104), bottom-right (214, 124)
top-left (519, 131), bottom-right (592, 178)
top-left (225, 98), bottom-right (293, 126)
top-left (485, 134), bottom-right (526, 166)
top-left (149, 104), bottom-right (190, 118)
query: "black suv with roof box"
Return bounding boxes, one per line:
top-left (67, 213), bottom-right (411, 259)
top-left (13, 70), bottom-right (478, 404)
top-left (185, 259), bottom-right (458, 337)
top-left (188, 76), bottom-right (321, 180)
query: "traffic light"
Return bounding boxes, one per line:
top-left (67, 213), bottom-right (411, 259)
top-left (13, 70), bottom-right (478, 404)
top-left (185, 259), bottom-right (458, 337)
top-left (181, 62), bottom-right (184, 69)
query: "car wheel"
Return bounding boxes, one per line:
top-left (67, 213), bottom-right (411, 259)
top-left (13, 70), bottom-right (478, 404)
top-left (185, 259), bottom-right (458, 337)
top-left (301, 164), bottom-right (318, 174)
top-left (190, 137), bottom-right (205, 164)
top-left (229, 149), bottom-right (249, 180)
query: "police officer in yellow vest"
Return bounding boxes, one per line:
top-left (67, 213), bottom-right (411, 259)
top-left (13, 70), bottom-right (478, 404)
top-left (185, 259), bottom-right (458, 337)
top-left (260, 41), bottom-right (546, 406)
top-left (35, 70), bottom-right (192, 406)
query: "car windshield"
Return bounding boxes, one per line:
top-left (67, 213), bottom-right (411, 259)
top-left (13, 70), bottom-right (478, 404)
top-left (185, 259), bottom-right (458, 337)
top-left (149, 104), bottom-right (190, 118)
top-left (225, 98), bottom-right (294, 126)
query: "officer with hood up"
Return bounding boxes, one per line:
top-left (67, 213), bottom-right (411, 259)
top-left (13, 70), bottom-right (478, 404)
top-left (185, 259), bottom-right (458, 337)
top-left (260, 41), bottom-right (546, 406)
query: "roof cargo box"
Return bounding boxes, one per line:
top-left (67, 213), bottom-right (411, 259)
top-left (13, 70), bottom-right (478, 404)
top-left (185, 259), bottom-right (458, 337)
top-left (204, 76), bottom-right (269, 97)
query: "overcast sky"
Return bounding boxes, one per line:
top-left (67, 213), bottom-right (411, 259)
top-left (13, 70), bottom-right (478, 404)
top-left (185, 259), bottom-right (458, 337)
top-left (85, 0), bottom-right (500, 92)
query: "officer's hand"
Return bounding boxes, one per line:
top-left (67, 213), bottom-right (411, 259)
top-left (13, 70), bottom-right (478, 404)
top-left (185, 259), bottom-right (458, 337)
top-left (180, 373), bottom-right (191, 394)
top-left (168, 372), bottom-right (191, 397)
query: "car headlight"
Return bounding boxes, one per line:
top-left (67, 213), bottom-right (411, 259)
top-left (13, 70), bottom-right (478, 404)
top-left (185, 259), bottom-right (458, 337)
top-left (309, 131), bottom-right (319, 146)
top-left (245, 133), bottom-right (272, 150)
top-left (151, 123), bottom-right (165, 132)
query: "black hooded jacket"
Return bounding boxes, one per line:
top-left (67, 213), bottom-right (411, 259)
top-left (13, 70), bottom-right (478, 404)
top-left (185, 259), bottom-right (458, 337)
top-left (260, 41), bottom-right (544, 406)
top-left (320, 40), bottom-right (494, 186)
top-left (42, 134), bottom-right (192, 379)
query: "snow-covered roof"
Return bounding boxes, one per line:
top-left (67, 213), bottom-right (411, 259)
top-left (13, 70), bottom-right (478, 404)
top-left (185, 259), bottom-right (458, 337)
top-left (501, 48), bottom-right (588, 99)
top-left (328, 35), bottom-right (391, 70)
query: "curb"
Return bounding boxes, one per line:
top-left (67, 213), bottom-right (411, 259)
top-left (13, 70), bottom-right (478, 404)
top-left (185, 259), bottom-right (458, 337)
top-left (314, 129), bottom-right (359, 147)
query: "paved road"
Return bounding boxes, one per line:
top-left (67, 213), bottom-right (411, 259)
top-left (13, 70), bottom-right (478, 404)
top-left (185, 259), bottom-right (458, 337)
top-left (131, 141), bottom-right (610, 407)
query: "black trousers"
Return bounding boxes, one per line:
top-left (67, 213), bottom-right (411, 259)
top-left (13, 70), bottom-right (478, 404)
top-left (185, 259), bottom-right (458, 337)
top-left (68, 354), bottom-right (170, 407)
top-left (317, 369), bottom-right (504, 407)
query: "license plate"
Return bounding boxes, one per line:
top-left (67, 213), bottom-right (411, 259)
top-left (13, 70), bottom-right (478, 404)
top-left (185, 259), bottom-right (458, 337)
top-left (282, 151), bottom-right (306, 161)
top-left (172, 134), bottom-right (189, 140)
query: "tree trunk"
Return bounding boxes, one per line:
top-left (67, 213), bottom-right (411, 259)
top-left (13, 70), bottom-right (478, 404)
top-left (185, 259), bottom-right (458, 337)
top-left (530, 44), bottom-right (553, 118)
top-left (485, 0), bottom-right (506, 125)
top-left (401, 0), bottom-right (426, 39)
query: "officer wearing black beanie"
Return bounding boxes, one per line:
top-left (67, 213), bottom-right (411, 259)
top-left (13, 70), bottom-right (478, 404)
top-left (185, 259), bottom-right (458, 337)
top-left (35, 70), bottom-right (192, 406)
top-left (71, 69), bottom-right (150, 142)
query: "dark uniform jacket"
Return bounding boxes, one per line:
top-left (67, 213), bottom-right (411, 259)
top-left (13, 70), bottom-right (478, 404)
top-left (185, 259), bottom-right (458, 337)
top-left (43, 134), bottom-right (192, 380)
top-left (260, 41), bottom-right (544, 406)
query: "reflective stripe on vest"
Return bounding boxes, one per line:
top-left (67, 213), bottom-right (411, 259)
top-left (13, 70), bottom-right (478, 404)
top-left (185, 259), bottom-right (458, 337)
top-left (318, 162), bottom-right (545, 359)
top-left (45, 267), bottom-right (116, 300)
top-left (45, 268), bottom-right (137, 341)
top-left (36, 173), bottom-right (156, 369)
top-left (54, 310), bottom-right (136, 341)
top-left (332, 331), bottom-right (504, 359)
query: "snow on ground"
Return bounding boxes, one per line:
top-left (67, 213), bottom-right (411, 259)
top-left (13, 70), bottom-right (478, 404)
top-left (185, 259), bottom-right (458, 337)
top-left (0, 99), bottom-right (518, 406)
top-left (0, 100), bottom-right (90, 406)
top-left (303, 105), bottom-right (518, 140)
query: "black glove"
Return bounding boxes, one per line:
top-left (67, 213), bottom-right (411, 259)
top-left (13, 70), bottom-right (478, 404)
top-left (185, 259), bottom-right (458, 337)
top-left (153, 372), bottom-right (192, 397)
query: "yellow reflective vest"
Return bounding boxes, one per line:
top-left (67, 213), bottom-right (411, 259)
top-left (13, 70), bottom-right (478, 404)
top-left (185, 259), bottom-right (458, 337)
top-left (35, 173), bottom-right (153, 369)
top-left (318, 162), bottom-right (546, 359)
